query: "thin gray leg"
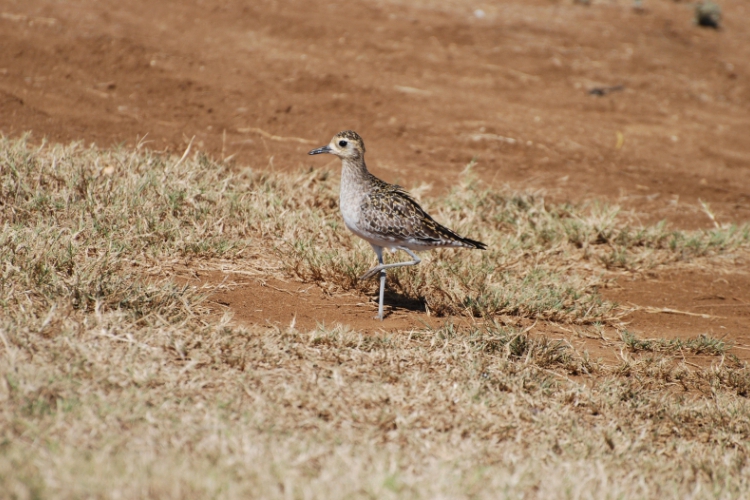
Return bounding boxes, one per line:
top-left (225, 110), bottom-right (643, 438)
top-left (368, 245), bottom-right (386, 319)
top-left (378, 269), bottom-right (386, 320)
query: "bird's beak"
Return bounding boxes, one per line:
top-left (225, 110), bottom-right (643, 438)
top-left (308, 145), bottom-right (332, 155)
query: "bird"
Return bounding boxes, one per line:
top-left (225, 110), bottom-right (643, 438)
top-left (308, 130), bottom-right (486, 320)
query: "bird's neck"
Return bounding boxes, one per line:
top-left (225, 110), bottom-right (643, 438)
top-left (340, 157), bottom-right (371, 187)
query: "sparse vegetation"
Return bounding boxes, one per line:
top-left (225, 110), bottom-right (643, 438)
top-left (3, 136), bottom-right (748, 327)
top-left (621, 330), bottom-right (732, 356)
top-left (2, 137), bottom-right (750, 498)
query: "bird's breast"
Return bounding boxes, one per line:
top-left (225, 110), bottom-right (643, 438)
top-left (339, 188), bottom-right (362, 233)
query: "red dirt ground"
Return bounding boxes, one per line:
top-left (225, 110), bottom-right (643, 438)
top-left (3, 0), bottom-right (749, 362)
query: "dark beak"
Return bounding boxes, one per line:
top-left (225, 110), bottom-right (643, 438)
top-left (308, 145), bottom-right (332, 155)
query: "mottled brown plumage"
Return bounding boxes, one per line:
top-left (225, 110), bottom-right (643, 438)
top-left (360, 180), bottom-right (486, 250)
top-left (309, 130), bottom-right (485, 319)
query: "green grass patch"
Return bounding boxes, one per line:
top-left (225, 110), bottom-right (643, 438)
top-left (621, 331), bottom-right (732, 356)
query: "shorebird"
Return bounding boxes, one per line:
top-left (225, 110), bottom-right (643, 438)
top-left (309, 130), bottom-right (486, 320)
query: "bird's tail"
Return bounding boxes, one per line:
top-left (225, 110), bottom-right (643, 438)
top-left (459, 236), bottom-right (487, 250)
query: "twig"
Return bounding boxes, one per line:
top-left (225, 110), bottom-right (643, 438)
top-left (258, 280), bottom-right (294, 295)
top-left (626, 303), bottom-right (723, 319)
top-left (238, 127), bottom-right (315, 145)
top-left (95, 330), bottom-right (156, 351)
top-left (699, 199), bottom-right (721, 228)
top-left (313, 304), bottom-right (364, 308)
top-left (692, 303), bottom-right (750, 309)
top-left (173, 136), bottom-right (195, 171)
top-left (218, 269), bottom-right (265, 276)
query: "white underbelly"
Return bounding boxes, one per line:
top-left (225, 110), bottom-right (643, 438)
top-left (342, 213), bottom-right (395, 249)
top-left (342, 213), bottom-right (428, 251)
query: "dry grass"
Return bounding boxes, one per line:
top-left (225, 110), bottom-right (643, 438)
top-left (2, 137), bottom-right (750, 498)
top-left (3, 320), bottom-right (750, 499)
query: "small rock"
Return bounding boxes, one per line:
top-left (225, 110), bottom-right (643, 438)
top-left (695, 1), bottom-right (721, 29)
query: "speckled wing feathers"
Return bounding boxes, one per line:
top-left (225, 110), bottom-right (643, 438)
top-left (359, 178), bottom-right (486, 250)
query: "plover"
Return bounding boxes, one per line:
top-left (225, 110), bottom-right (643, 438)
top-left (309, 130), bottom-right (486, 320)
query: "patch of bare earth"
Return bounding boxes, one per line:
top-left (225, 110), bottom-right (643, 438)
top-left (606, 266), bottom-right (750, 357)
top-left (198, 273), bottom-right (444, 333)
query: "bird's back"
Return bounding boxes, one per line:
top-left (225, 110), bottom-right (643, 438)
top-left (355, 174), bottom-right (486, 251)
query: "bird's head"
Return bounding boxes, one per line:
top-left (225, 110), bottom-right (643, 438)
top-left (308, 130), bottom-right (366, 161)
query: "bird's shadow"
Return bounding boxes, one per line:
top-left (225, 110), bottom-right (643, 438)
top-left (371, 290), bottom-right (426, 316)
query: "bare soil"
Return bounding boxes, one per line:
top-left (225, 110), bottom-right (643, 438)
top-left (3, 0), bottom-right (750, 360)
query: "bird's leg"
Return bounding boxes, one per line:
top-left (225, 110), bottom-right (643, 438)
top-left (361, 247), bottom-right (421, 320)
top-left (378, 268), bottom-right (386, 320)
top-left (359, 248), bottom-right (422, 280)
top-left (364, 245), bottom-right (386, 319)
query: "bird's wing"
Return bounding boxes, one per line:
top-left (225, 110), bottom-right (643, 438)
top-left (359, 185), bottom-right (465, 245)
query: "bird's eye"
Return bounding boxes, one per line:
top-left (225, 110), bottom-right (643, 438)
top-left (338, 140), bottom-right (348, 147)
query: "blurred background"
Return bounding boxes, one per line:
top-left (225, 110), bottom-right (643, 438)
top-left (1, 0), bottom-right (749, 226)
